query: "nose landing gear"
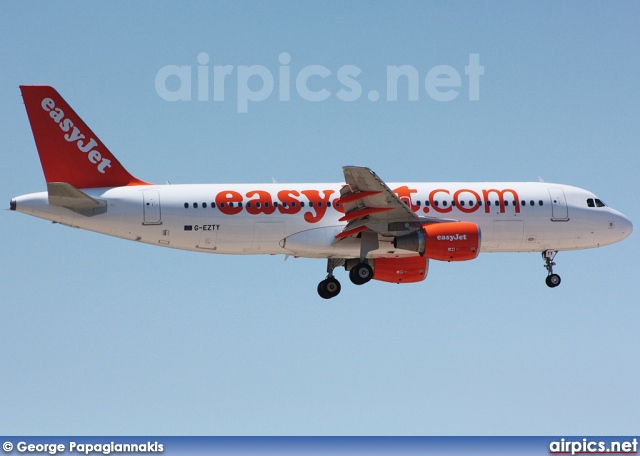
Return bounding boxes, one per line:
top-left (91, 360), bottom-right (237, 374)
top-left (542, 250), bottom-right (561, 288)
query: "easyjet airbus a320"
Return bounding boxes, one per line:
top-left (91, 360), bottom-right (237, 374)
top-left (11, 86), bottom-right (633, 298)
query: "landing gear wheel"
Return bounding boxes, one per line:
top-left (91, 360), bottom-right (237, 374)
top-left (349, 262), bottom-right (373, 285)
top-left (317, 277), bottom-right (341, 299)
top-left (545, 274), bottom-right (561, 288)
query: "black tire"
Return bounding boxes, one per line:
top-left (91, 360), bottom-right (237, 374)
top-left (317, 280), bottom-right (329, 299)
top-left (318, 278), bottom-right (341, 299)
top-left (324, 277), bottom-right (341, 298)
top-left (349, 263), bottom-right (373, 285)
top-left (545, 274), bottom-right (561, 288)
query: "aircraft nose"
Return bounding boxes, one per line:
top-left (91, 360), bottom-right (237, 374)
top-left (612, 212), bottom-right (633, 242)
top-left (621, 214), bottom-right (633, 237)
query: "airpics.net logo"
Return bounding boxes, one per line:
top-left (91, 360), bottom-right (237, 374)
top-left (155, 52), bottom-right (484, 113)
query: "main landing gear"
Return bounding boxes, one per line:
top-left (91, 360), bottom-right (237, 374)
top-left (317, 259), bottom-right (374, 299)
top-left (317, 258), bottom-right (344, 299)
top-left (542, 250), bottom-right (561, 288)
top-left (317, 276), bottom-right (341, 299)
top-left (349, 262), bottom-right (374, 286)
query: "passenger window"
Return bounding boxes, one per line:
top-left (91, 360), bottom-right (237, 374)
top-left (246, 202), bottom-right (252, 208)
top-left (202, 202), bottom-right (207, 208)
top-left (443, 201), bottom-right (448, 207)
top-left (211, 202), bottom-right (216, 208)
top-left (184, 203), bottom-right (189, 209)
top-left (538, 200), bottom-right (544, 206)
top-left (416, 200), bottom-right (421, 207)
top-left (460, 201), bottom-right (465, 207)
top-left (327, 201), bottom-right (331, 207)
top-left (530, 200), bottom-right (535, 206)
top-left (228, 202), bottom-right (234, 208)
top-left (193, 202), bottom-right (198, 208)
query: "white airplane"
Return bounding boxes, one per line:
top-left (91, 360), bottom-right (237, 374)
top-left (11, 85), bottom-right (633, 299)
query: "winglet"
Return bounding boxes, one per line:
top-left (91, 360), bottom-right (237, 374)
top-left (20, 85), bottom-right (149, 189)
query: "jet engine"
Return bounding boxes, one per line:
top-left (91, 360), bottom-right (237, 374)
top-left (372, 256), bottom-right (429, 283)
top-left (393, 221), bottom-right (481, 261)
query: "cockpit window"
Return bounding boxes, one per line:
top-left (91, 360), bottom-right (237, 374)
top-left (587, 198), bottom-right (607, 208)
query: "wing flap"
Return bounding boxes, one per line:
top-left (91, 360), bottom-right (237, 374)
top-left (338, 206), bottom-right (394, 222)
top-left (337, 190), bottom-right (382, 205)
top-left (335, 166), bottom-right (459, 240)
top-left (341, 166), bottom-right (418, 222)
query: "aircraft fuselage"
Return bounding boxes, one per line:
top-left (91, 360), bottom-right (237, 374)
top-left (12, 181), bottom-right (631, 258)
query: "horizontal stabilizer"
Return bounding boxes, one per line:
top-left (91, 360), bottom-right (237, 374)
top-left (47, 182), bottom-right (107, 216)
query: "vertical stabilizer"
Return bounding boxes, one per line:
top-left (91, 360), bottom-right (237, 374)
top-left (20, 85), bottom-right (148, 188)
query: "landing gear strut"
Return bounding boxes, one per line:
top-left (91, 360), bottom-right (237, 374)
top-left (317, 259), bottom-right (343, 299)
top-left (542, 250), bottom-right (561, 288)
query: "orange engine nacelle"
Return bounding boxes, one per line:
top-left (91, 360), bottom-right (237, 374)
top-left (393, 221), bottom-right (481, 262)
top-left (372, 256), bottom-right (429, 283)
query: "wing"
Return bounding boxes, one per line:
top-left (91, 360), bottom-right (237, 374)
top-left (335, 166), bottom-right (456, 240)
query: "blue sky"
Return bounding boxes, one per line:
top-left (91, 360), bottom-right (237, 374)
top-left (1, 1), bottom-right (639, 435)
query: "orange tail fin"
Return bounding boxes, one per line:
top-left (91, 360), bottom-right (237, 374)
top-left (20, 85), bottom-right (148, 188)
